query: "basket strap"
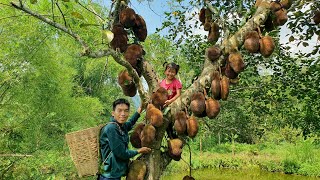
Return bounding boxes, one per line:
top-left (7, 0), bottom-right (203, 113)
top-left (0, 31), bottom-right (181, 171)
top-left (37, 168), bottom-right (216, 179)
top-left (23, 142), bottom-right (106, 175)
top-left (102, 151), bottom-right (112, 165)
top-left (108, 122), bottom-right (124, 135)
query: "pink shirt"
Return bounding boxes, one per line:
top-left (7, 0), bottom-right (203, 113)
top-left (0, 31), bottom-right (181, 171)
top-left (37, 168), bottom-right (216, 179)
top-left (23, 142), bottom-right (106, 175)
top-left (160, 78), bottom-right (182, 100)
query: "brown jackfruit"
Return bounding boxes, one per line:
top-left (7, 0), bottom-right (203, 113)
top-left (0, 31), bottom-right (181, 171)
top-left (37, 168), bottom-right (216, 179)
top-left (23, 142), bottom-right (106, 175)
top-left (151, 87), bottom-right (168, 110)
top-left (118, 70), bottom-right (137, 97)
top-left (220, 76), bottom-right (229, 101)
top-left (140, 124), bottom-right (156, 147)
top-left (174, 111), bottom-right (187, 135)
top-left (186, 116), bottom-right (198, 138)
top-left (130, 123), bottom-right (145, 148)
top-left (260, 36), bottom-right (275, 58)
top-left (205, 98), bottom-right (220, 119)
top-left (119, 8), bottom-right (136, 28)
top-left (190, 92), bottom-right (206, 117)
top-left (228, 52), bottom-right (245, 73)
top-left (146, 104), bottom-right (163, 127)
top-left (168, 138), bottom-right (183, 161)
top-left (126, 160), bottom-right (147, 180)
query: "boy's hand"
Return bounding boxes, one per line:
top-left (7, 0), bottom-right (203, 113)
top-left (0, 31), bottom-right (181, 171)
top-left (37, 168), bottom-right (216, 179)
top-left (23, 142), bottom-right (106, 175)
top-left (138, 147), bottom-right (152, 154)
top-left (137, 101), bottom-right (147, 114)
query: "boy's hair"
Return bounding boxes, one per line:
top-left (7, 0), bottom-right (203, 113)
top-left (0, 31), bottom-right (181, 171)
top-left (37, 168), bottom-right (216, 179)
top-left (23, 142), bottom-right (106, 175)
top-left (163, 62), bottom-right (180, 74)
top-left (112, 98), bottom-right (130, 110)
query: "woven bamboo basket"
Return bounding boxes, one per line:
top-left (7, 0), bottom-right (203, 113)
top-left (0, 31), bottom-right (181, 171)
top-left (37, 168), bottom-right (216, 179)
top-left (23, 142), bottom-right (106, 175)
top-left (65, 124), bottom-right (105, 177)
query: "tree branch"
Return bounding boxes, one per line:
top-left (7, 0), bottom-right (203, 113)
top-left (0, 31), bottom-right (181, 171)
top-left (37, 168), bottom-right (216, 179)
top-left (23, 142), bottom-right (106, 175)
top-left (55, 1), bottom-right (67, 27)
top-left (221, 1), bottom-right (271, 54)
top-left (0, 14), bottom-right (63, 21)
top-left (0, 154), bottom-right (33, 157)
top-left (168, 0), bottom-right (272, 117)
top-left (78, 2), bottom-right (105, 23)
top-left (108, 50), bottom-right (148, 103)
top-left (230, 86), bottom-right (262, 92)
top-left (51, 0), bottom-right (54, 22)
top-left (10, 1), bottom-right (90, 54)
top-left (142, 60), bottom-right (160, 94)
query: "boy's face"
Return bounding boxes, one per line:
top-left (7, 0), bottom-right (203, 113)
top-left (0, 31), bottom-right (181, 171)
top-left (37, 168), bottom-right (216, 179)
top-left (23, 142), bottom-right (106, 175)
top-left (164, 68), bottom-right (177, 80)
top-left (112, 104), bottom-right (130, 124)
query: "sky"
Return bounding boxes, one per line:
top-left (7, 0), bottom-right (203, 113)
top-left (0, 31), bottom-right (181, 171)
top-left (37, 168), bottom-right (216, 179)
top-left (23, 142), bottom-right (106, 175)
top-left (101, 0), bottom-right (170, 35)
top-left (129, 0), bottom-right (169, 34)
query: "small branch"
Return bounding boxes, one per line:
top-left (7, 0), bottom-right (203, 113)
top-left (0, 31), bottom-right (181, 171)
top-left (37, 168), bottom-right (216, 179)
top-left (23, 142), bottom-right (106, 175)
top-left (230, 86), bottom-right (262, 92)
top-left (98, 58), bottom-right (109, 88)
top-left (204, 0), bottom-right (219, 14)
top-left (55, 1), bottom-right (67, 27)
top-left (0, 14), bottom-right (62, 21)
top-left (0, 86), bottom-right (10, 103)
top-left (51, 0), bottom-right (54, 22)
top-left (0, 161), bottom-right (15, 178)
top-left (147, 1), bottom-right (161, 17)
top-left (0, 154), bottom-right (33, 157)
top-left (78, 2), bottom-right (105, 22)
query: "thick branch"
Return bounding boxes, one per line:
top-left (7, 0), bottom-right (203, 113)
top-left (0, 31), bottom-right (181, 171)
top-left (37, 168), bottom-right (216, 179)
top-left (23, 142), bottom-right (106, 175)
top-left (10, 1), bottom-right (90, 54)
top-left (10, 1), bottom-right (121, 59)
top-left (78, 2), bottom-right (105, 23)
top-left (169, 0), bottom-right (272, 117)
top-left (142, 61), bottom-right (160, 94)
top-left (55, 2), bottom-right (67, 27)
top-left (108, 51), bottom-right (148, 103)
top-left (222, 2), bottom-right (271, 54)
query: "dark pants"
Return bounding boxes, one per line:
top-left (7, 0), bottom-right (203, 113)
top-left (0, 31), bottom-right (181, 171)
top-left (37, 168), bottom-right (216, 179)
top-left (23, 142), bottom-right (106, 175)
top-left (98, 175), bottom-right (121, 180)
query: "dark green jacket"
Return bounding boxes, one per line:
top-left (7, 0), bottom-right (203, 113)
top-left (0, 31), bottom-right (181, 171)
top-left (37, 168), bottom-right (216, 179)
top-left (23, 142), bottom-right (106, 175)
top-left (100, 112), bottom-right (140, 178)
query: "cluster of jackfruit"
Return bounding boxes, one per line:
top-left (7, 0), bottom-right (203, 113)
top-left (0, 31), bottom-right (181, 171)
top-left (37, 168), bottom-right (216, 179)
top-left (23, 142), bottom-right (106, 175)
top-left (115, 7), bottom-right (148, 97)
top-left (111, 7), bottom-right (147, 53)
top-left (127, 87), bottom-right (169, 179)
top-left (129, 87), bottom-right (167, 149)
top-left (255, 0), bottom-right (291, 31)
top-left (199, 8), bottom-right (219, 44)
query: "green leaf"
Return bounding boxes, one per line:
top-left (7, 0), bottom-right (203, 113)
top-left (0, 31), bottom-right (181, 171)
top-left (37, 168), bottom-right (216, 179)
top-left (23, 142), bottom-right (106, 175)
top-left (71, 12), bottom-right (84, 20)
top-left (62, 0), bottom-right (70, 2)
top-left (302, 42), bottom-right (308, 47)
top-left (289, 36), bottom-right (294, 42)
top-left (101, 30), bottom-right (114, 43)
top-left (30, 0), bottom-right (37, 4)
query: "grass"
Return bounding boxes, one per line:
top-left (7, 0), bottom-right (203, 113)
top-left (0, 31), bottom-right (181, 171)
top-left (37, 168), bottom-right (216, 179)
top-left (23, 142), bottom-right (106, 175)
top-left (163, 139), bottom-right (320, 177)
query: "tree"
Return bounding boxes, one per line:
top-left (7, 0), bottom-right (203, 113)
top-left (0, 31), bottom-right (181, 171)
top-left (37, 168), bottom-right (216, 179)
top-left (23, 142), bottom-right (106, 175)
top-left (4, 0), bottom-right (319, 179)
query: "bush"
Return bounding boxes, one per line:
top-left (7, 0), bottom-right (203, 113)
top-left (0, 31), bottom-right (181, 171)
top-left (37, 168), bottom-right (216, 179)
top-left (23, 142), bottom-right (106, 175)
top-left (298, 162), bottom-right (320, 176)
top-left (282, 159), bottom-right (300, 174)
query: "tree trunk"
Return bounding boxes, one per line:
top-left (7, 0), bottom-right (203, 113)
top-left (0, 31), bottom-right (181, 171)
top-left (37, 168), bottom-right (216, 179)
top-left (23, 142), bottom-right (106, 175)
top-left (143, 117), bottom-right (172, 180)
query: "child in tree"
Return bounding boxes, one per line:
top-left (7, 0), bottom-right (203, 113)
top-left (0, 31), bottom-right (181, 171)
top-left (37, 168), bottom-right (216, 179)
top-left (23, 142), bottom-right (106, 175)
top-left (160, 62), bottom-right (182, 107)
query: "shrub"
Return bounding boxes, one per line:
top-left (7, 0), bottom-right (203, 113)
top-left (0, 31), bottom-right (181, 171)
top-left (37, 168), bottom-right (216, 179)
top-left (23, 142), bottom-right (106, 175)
top-left (282, 159), bottom-right (300, 174)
